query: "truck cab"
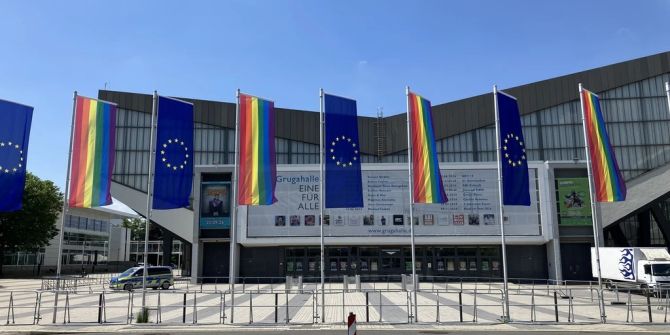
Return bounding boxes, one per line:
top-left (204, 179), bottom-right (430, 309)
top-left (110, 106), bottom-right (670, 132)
top-left (638, 261), bottom-right (670, 288)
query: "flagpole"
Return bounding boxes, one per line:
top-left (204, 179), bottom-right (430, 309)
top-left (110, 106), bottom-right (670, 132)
top-left (141, 91), bottom-right (158, 313)
top-left (665, 82), bottom-right (670, 117)
top-left (492, 85), bottom-right (511, 322)
top-left (229, 89), bottom-right (241, 322)
top-left (318, 88), bottom-right (326, 323)
top-left (578, 83), bottom-right (606, 323)
top-left (52, 91), bottom-right (77, 323)
top-left (405, 86), bottom-right (419, 322)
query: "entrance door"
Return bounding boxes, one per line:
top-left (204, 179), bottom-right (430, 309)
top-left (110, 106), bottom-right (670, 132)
top-left (560, 243), bottom-right (592, 281)
top-left (380, 248), bottom-right (402, 278)
top-left (202, 242), bottom-right (229, 283)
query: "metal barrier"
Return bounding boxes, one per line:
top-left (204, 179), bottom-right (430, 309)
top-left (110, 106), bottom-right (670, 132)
top-left (2, 283), bottom-right (670, 325)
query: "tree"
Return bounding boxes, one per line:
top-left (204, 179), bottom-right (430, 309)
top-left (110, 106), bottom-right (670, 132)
top-left (122, 217), bottom-right (146, 241)
top-left (0, 173), bottom-right (62, 275)
top-left (122, 217), bottom-right (163, 241)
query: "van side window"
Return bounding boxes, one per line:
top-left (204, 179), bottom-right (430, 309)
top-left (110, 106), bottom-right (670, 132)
top-left (643, 264), bottom-right (651, 274)
top-left (147, 267), bottom-right (171, 276)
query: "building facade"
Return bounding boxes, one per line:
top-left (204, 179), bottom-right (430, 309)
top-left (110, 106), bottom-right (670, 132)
top-left (103, 52), bottom-right (670, 282)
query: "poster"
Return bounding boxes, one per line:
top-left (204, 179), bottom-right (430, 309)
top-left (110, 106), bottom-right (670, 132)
top-left (246, 168), bottom-right (540, 237)
top-left (556, 177), bottom-right (592, 226)
top-left (199, 181), bottom-right (232, 229)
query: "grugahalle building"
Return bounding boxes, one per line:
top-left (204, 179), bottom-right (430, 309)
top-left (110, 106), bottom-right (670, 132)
top-left (102, 51), bottom-right (670, 282)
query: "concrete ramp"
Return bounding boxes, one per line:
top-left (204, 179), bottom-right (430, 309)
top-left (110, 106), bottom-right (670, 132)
top-left (111, 181), bottom-right (194, 243)
top-left (601, 162), bottom-right (670, 228)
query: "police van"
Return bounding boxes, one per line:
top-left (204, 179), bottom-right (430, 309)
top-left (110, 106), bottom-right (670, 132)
top-left (109, 266), bottom-right (174, 291)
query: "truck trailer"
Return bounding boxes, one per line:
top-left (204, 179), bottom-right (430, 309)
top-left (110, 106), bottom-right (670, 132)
top-left (591, 247), bottom-right (670, 289)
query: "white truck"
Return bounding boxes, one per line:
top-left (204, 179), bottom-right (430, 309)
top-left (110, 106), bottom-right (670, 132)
top-left (591, 247), bottom-right (670, 289)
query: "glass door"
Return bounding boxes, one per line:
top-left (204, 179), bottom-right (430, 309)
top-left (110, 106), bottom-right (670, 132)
top-left (380, 248), bottom-right (402, 278)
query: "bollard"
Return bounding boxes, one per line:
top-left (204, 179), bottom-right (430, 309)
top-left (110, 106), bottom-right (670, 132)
top-left (436, 291), bottom-right (440, 323)
top-left (249, 292), bottom-right (253, 324)
top-left (97, 293), bottom-right (103, 324)
top-left (472, 289), bottom-right (477, 323)
top-left (347, 312), bottom-right (356, 335)
top-left (647, 294), bottom-right (653, 323)
top-left (379, 290), bottom-right (383, 322)
top-left (182, 293), bottom-right (187, 323)
top-left (274, 293), bottom-right (279, 323)
top-left (6, 292), bottom-right (14, 325)
top-left (342, 289), bottom-right (346, 323)
top-left (193, 293), bottom-right (198, 324)
top-left (554, 291), bottom-right (559, 322)
top-left (285, 291), bottom-right (290, 324)
top-left (458, 291), bottom-right (463, 322)
top-left (365, 292), bottom-right (369, 323)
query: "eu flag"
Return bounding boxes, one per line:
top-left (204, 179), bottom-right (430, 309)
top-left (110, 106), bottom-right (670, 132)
top-left (324, 94), bottom-right (364, 208)
top-left (152, 96), bottom-right (194, 209)
top-left (0, 99), bottom-right (33, 212)
top-left (497, 91), bottom-right (530, 206)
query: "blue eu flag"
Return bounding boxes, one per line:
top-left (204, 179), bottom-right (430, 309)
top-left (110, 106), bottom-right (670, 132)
top-left (497, 91), bottom-right (530, 206)
top-left (324, 94), bottom-right (364, 208)
top-left (152, 96), bottom-right (194, 209)
top-left (0, 99), bottom-right (33, 212)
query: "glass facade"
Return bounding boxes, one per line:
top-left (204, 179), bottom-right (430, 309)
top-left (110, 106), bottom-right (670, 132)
top-left (114, 74), bottom-right (670, 185)
top-left (284, 246), bottom-right (502, 279)
top-left (114, 107), bottom-right (332, 191)
top-left (382, 74), bottom-right (670, 181)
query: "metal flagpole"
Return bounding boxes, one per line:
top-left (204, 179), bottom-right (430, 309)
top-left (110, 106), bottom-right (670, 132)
top-left (578, 83), bottom-right (607, 323)
top-left (319, 88), bottom-right (326, 323)
top-left (229, 89), bottom-right (241, 321)
top-left (493, 85), bottom-right (510, 322)
top-left (405, 86), bottom-right (418, 322)
top-left (141, 91), bottom-right (158, 312)
top-left (52, 91), bottom-right (78, 323)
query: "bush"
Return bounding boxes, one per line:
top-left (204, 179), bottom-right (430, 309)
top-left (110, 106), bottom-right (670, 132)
top-left (135, 307), bottom-right (149, 323)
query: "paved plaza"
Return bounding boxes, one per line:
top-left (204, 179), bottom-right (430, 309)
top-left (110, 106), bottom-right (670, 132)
top-left (0, 278), bottom-right (668, 329)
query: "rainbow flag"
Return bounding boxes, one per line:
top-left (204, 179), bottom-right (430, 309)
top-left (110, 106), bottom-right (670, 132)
top-left (237, 93), bottom-right (277, 205)
top-left (68, 96), bottom-right (117, 208)
top-left (581, 88), bottom-right (626, 202)
top-left (408, 91), bottom-right (447, 203)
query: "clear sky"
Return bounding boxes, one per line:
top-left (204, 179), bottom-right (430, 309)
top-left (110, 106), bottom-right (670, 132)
top-left (0, 0), bottom-right (668, 189)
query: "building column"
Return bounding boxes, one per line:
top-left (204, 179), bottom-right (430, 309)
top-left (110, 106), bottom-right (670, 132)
top-left (650, 204), bottom-right (670, 250)
top-left (606, 223), bottom-right (630, 247)
top-left (637, 211), bottom-right (651, 247)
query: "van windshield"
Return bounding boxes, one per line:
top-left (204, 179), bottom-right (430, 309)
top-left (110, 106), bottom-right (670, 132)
top-left (119, 268), bottom-right (137, 277)
top-left (652, 264), bottom-right (670, 276)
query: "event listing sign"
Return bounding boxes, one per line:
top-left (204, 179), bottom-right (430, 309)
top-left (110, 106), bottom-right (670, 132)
top-left (246, 169), bottom-right (540, 237)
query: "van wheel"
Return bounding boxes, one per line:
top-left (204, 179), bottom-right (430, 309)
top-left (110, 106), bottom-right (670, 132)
top-left (161, 281), bottom-right (170, 290)
top-left (123, 284), bottom-right (133, 291)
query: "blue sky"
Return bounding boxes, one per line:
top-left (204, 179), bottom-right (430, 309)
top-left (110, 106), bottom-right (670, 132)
top-left (0, 0), bottom-right (668, 189)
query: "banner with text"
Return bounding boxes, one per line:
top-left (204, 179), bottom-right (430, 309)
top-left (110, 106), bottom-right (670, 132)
top-left (246, 169), bottom-right (540, 237)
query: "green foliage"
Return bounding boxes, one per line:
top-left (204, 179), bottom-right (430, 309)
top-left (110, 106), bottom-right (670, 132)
top-left (122, 217), bottom-right (146, 241)
top-left (135, 307), bottom-right (149, 323)
top-left (0, 173), bottom-right (62, 253)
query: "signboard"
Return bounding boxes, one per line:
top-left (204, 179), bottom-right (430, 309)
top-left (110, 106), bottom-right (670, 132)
top-left (247, 169), bottom-right (540, 237)
top-left (199, 181), bottom-right (232, 229)
top-left (556, 177), bottom-right (592, 226)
